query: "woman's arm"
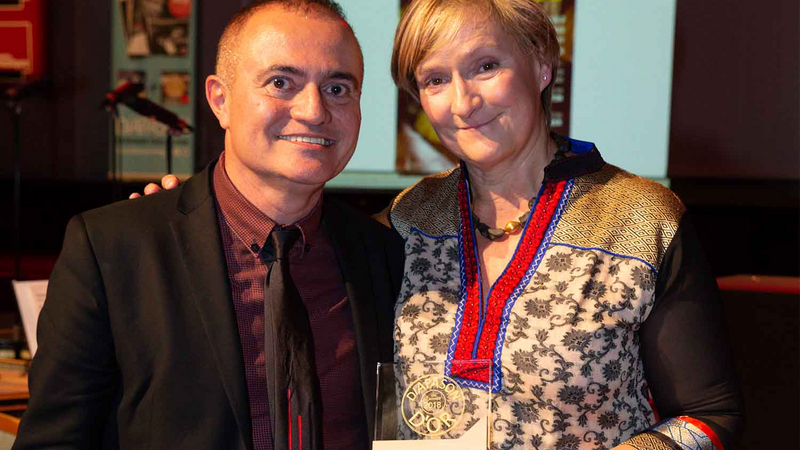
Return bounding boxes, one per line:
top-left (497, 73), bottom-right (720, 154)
top-left (623, 214), bottom-right (744, 450)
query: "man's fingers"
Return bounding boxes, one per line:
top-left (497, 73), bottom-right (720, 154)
top-left (143, 183), bottom-right (162, 195)
top-left (162, 175), bottom-right (179, 190)
top-left (129, 175), bottom-right (178, 199)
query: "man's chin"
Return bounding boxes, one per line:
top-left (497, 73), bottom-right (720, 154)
top-left (280, 168), bottom-right (342, 188)
top-left (283, 154), bottom-right (351, 185)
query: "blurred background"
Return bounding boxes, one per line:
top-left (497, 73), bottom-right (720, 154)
top-left (0, 0), bottom-right (797, 446)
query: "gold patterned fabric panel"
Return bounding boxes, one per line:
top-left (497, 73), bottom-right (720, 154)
top-left (553, 164), bottom-right (685, 271)
top-left (626, 431), bottom-right (681, 450)
top-left (390, 167), bottom-right (461, 239)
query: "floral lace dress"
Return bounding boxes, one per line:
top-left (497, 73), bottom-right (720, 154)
top-left (388, 136), bottom-right (742, 450)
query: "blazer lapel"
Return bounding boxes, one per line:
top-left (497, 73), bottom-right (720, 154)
top-left (322, 199), bottom-right (382, 439)
top-left (170, 162), bottom-right (254, 450)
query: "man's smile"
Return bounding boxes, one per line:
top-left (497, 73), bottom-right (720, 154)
top-left (277, 135), bottom-right (334, 146)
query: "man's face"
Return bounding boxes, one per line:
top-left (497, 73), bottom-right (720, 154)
top-left (209, 5), bottom-right (363, 190)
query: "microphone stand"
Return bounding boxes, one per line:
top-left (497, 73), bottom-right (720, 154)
top-left (6, 93), bottom-right (23, 279)
top-left (107, 104), bottom-right (121, 201)
top-left (118, 96), bottom-right (193, 176)
top-left (102, 83), bottom-right (144, 201)
top-left (1, 81), bottom-right (48, 279)
top-left (166, 130), bottom-right (173, 174)
top-left (102, 89), bottom-right (193, 185)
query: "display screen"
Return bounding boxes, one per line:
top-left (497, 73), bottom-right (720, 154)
top-left (330, 0), bottom-right (676, 190)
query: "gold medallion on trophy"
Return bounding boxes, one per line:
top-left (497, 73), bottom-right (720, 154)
top-left (400, 374), bottom-right (466, 437)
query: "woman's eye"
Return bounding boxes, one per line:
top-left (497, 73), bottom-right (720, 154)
top-left (427, 77), bottom-right (444, 87)
top-left (479, 62), bottom-right (497, 72)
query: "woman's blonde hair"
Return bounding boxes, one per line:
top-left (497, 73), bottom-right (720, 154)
top-left (391, 0), bottom-right (560, 123)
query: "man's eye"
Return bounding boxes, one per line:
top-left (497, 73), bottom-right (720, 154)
top-left (270, 78), bottom-right (288, 89)
top-left (326, 84), bottom-right (347, 96)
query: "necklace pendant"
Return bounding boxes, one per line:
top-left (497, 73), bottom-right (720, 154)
top-left (504, 221), bottom-right (521, 234)
top-left (486, 228), bottom-right (506, 240)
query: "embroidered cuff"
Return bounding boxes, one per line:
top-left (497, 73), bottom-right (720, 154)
top-left (641, 417), bottom-right (723, 450)
top-left (625, 430), bottom-right (680, 450)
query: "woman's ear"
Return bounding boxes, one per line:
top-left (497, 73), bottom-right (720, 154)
top-left (538, 63), bottom-right (553, 93)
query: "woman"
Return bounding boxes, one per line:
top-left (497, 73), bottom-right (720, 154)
top-left (383, 0), bottom-right (742, 449)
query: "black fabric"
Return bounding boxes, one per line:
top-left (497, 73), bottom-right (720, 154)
top-left (639, 214), bottom-right (744, 448)
top-left (321, 199), bottom-right (406, 441)
top-left (11, 160), bottom-right (406, 450)
top-left (261, 228), bottom-right (323, 450)
top-left (543, 134), bottom-right (605, 182)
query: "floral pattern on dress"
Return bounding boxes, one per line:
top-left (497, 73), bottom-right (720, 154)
top-left (395, 237), bottom-right (659, 449)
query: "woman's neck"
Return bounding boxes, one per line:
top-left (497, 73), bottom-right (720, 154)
top-left (468, 132), bottom-right (557, 224)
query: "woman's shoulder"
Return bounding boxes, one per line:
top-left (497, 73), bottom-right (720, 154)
top-left (555, 162), bottom-right (686, 270)
top-left (573, 162), bottom-right (684, 216)
top-left (388, 166), bottom-right (462, 239)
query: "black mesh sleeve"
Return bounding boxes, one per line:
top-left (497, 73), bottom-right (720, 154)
top-left (636, 214), bottom-right (744, 448)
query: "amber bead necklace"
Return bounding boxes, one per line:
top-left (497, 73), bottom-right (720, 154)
top-left (471, 146), bottom-right (565, 241)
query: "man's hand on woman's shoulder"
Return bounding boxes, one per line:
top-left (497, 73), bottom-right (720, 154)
top-left (129, 174), bottom-right (181, 199)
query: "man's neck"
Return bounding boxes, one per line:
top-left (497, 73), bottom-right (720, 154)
top-left (223, 155), bottom-right (323, 226)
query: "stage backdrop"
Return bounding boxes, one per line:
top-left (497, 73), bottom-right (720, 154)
top-left (110, 0), bottom-right (195, 180)
top-left (106, 0), bottom-right (677, 187)
top-left (328, 0), bottom-right (677, 189)
top-left (0, 0), bottom-right (47, 83)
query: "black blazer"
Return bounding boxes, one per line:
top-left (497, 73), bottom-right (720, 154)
top-left (13, 162), bottom-right (405, 450)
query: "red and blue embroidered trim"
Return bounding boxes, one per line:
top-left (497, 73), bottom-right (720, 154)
top-left (650, 417), bottom-right (723, 450)
top-left (449, 171), bottom-right (567, 386)
top-left (678, 416), bottom-right (724, 450)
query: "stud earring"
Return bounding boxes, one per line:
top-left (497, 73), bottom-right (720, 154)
top-left (542, 75), bottom-right (547, 80)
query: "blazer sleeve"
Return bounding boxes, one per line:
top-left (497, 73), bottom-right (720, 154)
top-left (624, 215), bottom-right (744, 450)
top-left (13, 215), bottom-right (121, 450)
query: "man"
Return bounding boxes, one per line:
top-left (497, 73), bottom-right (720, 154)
top-left (13, 1), bottom-right (404, 449)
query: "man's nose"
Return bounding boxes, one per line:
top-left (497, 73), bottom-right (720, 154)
top-left (291, 85), bottom-right (330, 125)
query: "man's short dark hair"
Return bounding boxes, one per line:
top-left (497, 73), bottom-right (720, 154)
top-left (216, 0), bottom-right (354, 86)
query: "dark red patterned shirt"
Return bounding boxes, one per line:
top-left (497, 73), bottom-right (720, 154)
top-left (213, 154), bottom-right (367, 450)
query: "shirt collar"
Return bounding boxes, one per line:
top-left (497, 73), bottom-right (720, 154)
top-left (212, 152), bottom-right (322, 257)
top-left (543, 133), bottom-right (605, 182)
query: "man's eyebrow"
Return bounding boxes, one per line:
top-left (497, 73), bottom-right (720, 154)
top-left (326, 71), bottom-right (359, 85)
top-left (258, 65), bottom-right (305, 79)
top-left (257, 65), bottom-right (360, 88)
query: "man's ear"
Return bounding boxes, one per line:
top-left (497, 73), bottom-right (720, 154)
top-left (206, 74), bottom-right (230, 129)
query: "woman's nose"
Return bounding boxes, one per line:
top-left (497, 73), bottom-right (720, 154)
top-left (450, 76), bottom-right (481, 119)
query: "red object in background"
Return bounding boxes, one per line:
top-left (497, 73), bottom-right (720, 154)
top-left (168, 0), bottom-right (191, 19)
top-left (0, 0), bottom-right (46, 84)
top-left (717, 275), bottom-right (800, 295)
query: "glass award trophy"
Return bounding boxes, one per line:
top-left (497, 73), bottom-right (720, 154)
top-left (373, 359), bottom-right (493, 449)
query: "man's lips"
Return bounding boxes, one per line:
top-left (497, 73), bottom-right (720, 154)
top-left (277, 135), bottom-right (334, 146)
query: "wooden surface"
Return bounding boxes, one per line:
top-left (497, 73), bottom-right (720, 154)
top-left (0, 412), bottom-right (19, 436)
top-left (0, 360), bottom-right (28, 403)
top-left (0, 360), bottom-right (28, 437)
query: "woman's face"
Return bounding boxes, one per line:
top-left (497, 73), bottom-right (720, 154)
top-left (415, 18), bottom-right (551, 170)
